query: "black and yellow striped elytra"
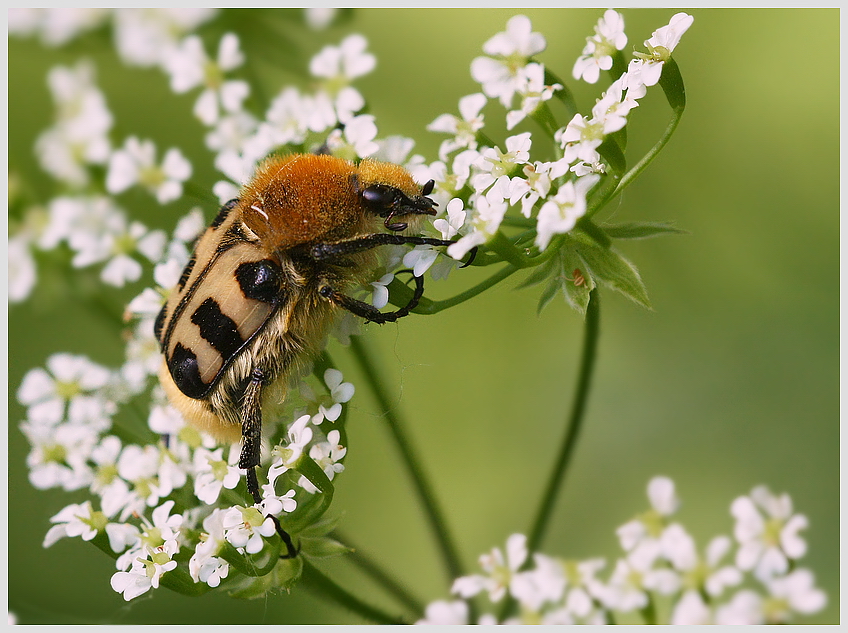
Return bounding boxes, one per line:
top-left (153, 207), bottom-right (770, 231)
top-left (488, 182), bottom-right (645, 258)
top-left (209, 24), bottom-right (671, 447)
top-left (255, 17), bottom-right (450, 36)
top-left (156, 153), bottom-right (457, 555)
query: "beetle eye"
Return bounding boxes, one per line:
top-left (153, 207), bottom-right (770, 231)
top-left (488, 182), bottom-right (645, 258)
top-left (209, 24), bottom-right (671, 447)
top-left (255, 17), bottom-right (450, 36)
top-left (362, 185), bottom-right (396, 209)
top-left (421, 179), bottom-right (435, 196)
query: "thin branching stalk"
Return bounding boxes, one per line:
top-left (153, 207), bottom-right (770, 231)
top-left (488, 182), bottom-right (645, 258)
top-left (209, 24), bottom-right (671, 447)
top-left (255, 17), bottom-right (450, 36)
top-left (334, 529), bottom-right (426, 615)
top-left (498, 289), bottom-right (601, 622)
top-left (414, 264), bottom-right (519, 314)
top-left (349, 335), bottom-right (466, 583)
top-left (300, 559), bottom-right (407, 624)
top-left (527, 288), bottom-right (600, 550)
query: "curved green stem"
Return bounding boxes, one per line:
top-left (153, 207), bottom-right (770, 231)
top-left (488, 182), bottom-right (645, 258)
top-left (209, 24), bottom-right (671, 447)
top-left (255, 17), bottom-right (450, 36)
top-left (334, 529), bottom-right (426, 616)
top-left (607, 105), bottom-right (684, 205)
top-left (300, 559), bottom-right (406, 624)
top-left (413, 264), bottom-right (519, 314)
top-left (527, 289), bottom-right (600, 551)
top-left (497, 289), bottom-right (601, 622)
top-left (348, 336), bottom-right (465, 582)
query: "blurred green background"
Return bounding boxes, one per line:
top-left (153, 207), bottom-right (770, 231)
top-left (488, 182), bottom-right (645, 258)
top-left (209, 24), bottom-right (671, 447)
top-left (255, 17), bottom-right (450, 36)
top-left (8, 8), bottom-right (838, 624)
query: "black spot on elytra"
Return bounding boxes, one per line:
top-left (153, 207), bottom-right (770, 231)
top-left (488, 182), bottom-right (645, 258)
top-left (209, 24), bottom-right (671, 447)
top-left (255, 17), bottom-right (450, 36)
top-left (191, 297), bottom-right (244, 360)
top-left (170, 343), bottom-right (208, 399)
top-left (236, 259), bottom-right (283, 304)
top-left (211, 198), bottom-right (239, 229)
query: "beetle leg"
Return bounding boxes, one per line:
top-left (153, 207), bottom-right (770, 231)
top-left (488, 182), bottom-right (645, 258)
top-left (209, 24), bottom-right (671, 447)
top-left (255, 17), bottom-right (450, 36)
top-left (238, 367), bottom-right (298, 559)
top-left (308, 233), bottom-right (455, 261)
top-left (318, 271), bottom-right (425, 324)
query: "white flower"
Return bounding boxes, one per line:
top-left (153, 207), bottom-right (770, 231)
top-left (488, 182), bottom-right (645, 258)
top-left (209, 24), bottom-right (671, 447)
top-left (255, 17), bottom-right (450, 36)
top-left (534, 174), bottom-right (599, 250)
top-left (35, 61), bottom-right (113, 186)
top-left (248, 87), bottom-right (308, 155)
top-left (164, 33), bottom-right (249, 125)
top-left (206, 111), bottom-right (259, 160)
top-left (558, 558), bottom-right (608, 623)
top-left (428, 93), bottom-right (487, 157)
top-left (189, 509), bottom-right (230, 587)
top-left (446, 196), bottom-right (508, 260)
top-left (43, 501), bottom-right (102, 547)
top-left (510, 553), bottom-right (567, 612)
top-left (403, 198), bottom-right (467, 279)
top-left (106, 137), bottom-right (192, 204)
top-left (193, 448), bottom-right (241, 504)
top-left (8, 234), bottom-right (37, 303)
top-left (630, 13), bottom-right (695, 87)
top-left (510, 161), bottom-right (558, 218)
top-left (260, 483), bottom-right (297, 517)
top-left (304, 369), bottom-right (355, 425)
top-left (309, 34), bottom-right (374, 125)
top-left (18, 353), bottom-right (114, 427)
top-left (112, 9), bottom-right (218, 68)
top-left (416, 600), bottom-right (469, 625)
top-left (505, 63), bottom-right (561, 131)
top-left (452, 533), bottom-right (528, 603)
top-left (222, 505), bottom-right (277, 555)
top-left (116, 444), bottom-right (162, 507)
top-left (598, 550), bottom-right (681, 612)
top-left (9, 8), bottom-right (110, 47)
top-left (111, 541), bottom-right (178, 601)
top-left (556, 113), bottom-right (604, 167)
top-left (105, 522), bottom-right (141, 553)
top-left (671, 590), bottom-right (712, 624)
top-left (372, 135), bottom-right (416, 165)
top-left (471, 15), bottom-right (547, 108)
top-left (311, 33), bottom-right (376, 82)
top-left (89, 435), bottom-right (124, 498)
top-left (472, 132), bottom-right (532, 192)
top-left (662, 528), bottom-right (742, 599)
top-left (573, 10), bottom-right (628, 84)
top-left (304, 7), bottom-right (337, 30)
top-left (591, 75), bottom-right (646, 136)
top-left (764, 568), bottom-right (827, 620)
top-left (299, 429), bottom-right (347, 493)
top-left (715, 589), bottom-right (765, 624)
top-left (326, 114), bottom-right (379, 159)
top-left (369, 273), bottom-right (394, 309)
top-left (21, 421), bottom-right (98, 491)
top-left (731, 485), bottom-right (809, 581)
top-left (269, 415), bottom-right (314, 477)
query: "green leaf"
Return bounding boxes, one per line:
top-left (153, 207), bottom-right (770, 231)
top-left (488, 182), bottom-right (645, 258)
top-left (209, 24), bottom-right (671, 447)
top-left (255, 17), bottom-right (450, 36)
top-left (560, 249), bottom-right (594, 315)
top-left (603, 221), bottom-right (689, 240)
top-left (300, 512), bottom-right (345, 539)
top-left (526, 246), bottom-right (593, 317)
top-left (659, 57), bottom-right (686, 111)
top-left (597, 136), bottom-right (627, 175)
top-left (537, 276), bottom-right (561, 315)
top-left (300, 535), bottom-right (353, 559)
top-left (515, 256), bottom-right (557, 290)
top-left (226, 556), bottom-right (303, 599)
top-left (574, 237), bottom-right (651, 309)
top-left (220, 538), bottom-right (282, 577)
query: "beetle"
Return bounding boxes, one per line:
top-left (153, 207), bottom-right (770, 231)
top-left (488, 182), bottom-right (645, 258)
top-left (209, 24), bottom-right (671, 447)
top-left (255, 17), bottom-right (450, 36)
top-left (156, 153), bottom-right (459, 556)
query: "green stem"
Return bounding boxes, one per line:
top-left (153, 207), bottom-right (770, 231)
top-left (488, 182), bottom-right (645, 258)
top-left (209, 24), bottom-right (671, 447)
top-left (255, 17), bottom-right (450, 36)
top-left (640, 593), bottom-right (657, 625)
top-left (608, 105), bottom-right (684, 204)
top-left (414, 264), bottom-right (519, 314)
top-left (348, 336), bottom-right (466, 582)
top-left (497, 289), bottom-right (601, 622)
top-left (334, 529), bottom-right (426, 615)
top-left (300, 559), bottom-right (406, 624)
top-left (527, 289), bottom-right (600, 551)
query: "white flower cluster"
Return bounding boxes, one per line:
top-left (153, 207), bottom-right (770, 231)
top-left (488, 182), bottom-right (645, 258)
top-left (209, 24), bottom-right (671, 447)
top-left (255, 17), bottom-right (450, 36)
top-left (417, 477), bottom-right (826, 625)
top-left (18, 343), bottom-right (354, 600)
top-left (403, 11), bottom-right (694, 273)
